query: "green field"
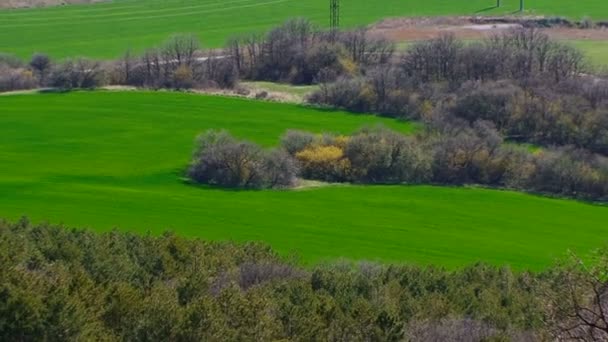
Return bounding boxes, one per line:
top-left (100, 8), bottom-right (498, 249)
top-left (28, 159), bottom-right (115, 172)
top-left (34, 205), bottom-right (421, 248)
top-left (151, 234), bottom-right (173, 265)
top-left (1, 0), bottom-right (608, 59)
top-left (398, 40), bottom-right (608, 68)
top-left (569, 40), bottom-right (608, 68)
top-left (1, 90), bottom-right (607, 270)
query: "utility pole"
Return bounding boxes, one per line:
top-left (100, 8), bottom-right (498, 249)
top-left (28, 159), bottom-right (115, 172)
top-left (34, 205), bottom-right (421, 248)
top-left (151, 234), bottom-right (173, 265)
top-left (330, 0), bottom-right (340, 32)
top-left (520, 0), bottom-right (524, 12)
top-left (496, 0), bottom-right (500, 8)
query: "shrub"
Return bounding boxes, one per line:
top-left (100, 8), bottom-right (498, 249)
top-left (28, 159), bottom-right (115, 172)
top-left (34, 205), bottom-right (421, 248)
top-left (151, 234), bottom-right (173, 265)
top-left (295, 145), bottom-right (350, 182)
top-left (189, 130), bottom-right (297, 189)
top-left (451, 81), bottom-right (523, 130)
top-left (189, 130), bottom-right (265, 188)
top-left (173, 64), bottom-right (193, 89)
top-left (345, 127), bottom-right (432, 183)
top-left (0, 67), bottom-right (36, 92)
top-left (262, 149), bottom-right (299, 188)
top-left (280, 130), bottom-right (315, 155)
top-left (308, 77), bottom-right (374, 113)
top-left (520, 147), bottom-right (608, 199)
top-left (49, 58), bottom-right (105, 89)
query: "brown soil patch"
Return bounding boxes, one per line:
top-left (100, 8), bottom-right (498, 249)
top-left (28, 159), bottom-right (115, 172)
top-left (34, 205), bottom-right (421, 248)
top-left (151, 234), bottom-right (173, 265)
top-left (369, 17), bottom-right (608, 43)
top-left (0, 0), bottom-right (107, 9)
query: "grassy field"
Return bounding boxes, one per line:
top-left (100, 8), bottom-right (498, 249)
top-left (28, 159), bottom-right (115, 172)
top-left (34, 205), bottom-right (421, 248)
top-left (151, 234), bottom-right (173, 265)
top-left (1, 0), bottom-right (608, 59)
top-left (569, 40), bottom-right (608, 68)
top-left (1, 90), bottom-right (607, 270)
top-left (397, 40), bottom-right (608, 68)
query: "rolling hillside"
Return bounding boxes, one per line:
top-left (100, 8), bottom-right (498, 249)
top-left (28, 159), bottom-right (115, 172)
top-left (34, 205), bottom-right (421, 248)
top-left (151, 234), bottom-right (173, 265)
top-left (1, 0), bottom-right (607, 58)
top-left (1, 91), bottom-right (607, 269)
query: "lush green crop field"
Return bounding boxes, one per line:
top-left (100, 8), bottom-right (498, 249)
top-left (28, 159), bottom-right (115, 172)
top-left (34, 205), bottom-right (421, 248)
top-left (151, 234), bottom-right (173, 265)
top-left (397, 40), bottom-right (608, 68)
top-left (1, 91), bottom-right (607, 269)
top-left (569, 40), bottom-right (608, 68)
top-left (1, 0), bottom-right (607, 59)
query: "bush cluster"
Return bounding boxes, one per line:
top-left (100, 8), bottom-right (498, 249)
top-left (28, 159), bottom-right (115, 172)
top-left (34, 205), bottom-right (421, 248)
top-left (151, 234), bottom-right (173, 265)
top-left (309, 30), bottom-right (608, 156)
top-left (0, 52), bottom-right (107, 91)
top-left (190, 127), bottom-right (607, 200)
top-left (0, 54), bottom-right (41, 92)
top-left (282, 128), bottom-right (431, 184)
top-left (0, 35), bottom-right (238, 93)
top-left (188, 130), bottom-right (297, 189)
top-left (291, 126), bottom-right (607, 200)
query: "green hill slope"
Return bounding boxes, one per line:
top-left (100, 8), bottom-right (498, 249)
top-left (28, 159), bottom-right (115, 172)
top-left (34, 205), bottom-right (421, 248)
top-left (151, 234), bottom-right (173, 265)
top-left (1, 0), bottom-right (607, 58)
top-left (1, 91), bottom-right (607, 269)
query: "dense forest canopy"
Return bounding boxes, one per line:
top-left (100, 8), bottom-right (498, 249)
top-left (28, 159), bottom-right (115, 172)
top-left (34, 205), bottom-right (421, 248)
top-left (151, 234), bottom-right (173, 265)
top-left (1, 218), bottom-right (607, 341)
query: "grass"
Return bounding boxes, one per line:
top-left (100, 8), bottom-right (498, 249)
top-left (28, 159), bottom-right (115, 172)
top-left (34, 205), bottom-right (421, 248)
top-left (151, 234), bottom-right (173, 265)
top-left (1, 90), bottom-right (607, 270)
top-left (1, 0), bottom-right (608, 59)
top-left (398, 40), bottom-right (608, 68)
top-left (568, 40), bottom-right (608, 68)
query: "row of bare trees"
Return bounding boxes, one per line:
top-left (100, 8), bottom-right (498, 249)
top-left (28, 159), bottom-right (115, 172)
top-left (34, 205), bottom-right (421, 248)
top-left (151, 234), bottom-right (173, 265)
top-left (117, 35), bottom-right (237, 89)
top-left (227, 18), bottom-right (394, 84)
top-left (401, 29), bottom-right (584, 84)
top-left (0, 52), bottom-right (107, 91)
top-left (0, 34), bottom-right (237, 92)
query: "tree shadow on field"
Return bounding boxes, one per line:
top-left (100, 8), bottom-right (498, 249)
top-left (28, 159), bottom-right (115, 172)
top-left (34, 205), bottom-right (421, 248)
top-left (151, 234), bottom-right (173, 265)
top-left (180, 178), bottom-right (268, 192)
top-left (475, 6), bottom-right (498, 13)
top-left (300, 103), bottom-right (342, 114)
top-left (174, 168), bottom-right (265, 193)
top-left (303, 103), bottom-right (411, 124)
top-left (38, 88), bottom-right (72, 94)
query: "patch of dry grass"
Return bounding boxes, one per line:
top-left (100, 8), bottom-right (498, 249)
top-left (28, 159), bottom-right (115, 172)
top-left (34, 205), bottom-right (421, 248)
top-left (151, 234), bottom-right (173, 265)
top-left (0, 0), bottom-right (106, 9)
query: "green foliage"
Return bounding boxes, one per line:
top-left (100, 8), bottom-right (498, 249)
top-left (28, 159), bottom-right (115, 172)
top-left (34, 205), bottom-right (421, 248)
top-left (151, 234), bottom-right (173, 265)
top-left (0, 219), bottom-right (562, 340)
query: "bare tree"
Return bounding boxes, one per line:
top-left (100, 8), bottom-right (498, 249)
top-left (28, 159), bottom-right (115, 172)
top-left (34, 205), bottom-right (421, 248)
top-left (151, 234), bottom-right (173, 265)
top-left (542, 250), bottom-right (608, 341)
top-left (162, 34), bottom-right (199, 67)
top-left (29, 53), bottom-right (51, 85)
top-left (49, 58), bottom-right (103, 89)
top-left (119, 49), bottom-right (133, 84)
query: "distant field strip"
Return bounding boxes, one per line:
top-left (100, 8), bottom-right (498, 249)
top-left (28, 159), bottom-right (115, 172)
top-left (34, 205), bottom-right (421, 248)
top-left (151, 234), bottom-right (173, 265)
top-left (1, 91), bottom-right (607, 270)
top-left (1, 0), bottom-right (608, 58)
top-left (0, 0), bottom-right (290, 26)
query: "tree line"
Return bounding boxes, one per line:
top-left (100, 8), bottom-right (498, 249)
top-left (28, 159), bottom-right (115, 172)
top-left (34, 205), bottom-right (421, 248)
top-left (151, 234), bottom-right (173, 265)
top-left (0, 34), bottom-right (238, 92)
top-left (307, 30), bottom-right (608, 156)
top-left (188, 127), bottom-right (608, 201)
top-left (2, 21), bottom-right (606, 155)
top-left (1, 218), bottom-right (606, 341)
top-left (0, 19), bottom-right (390, 92)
